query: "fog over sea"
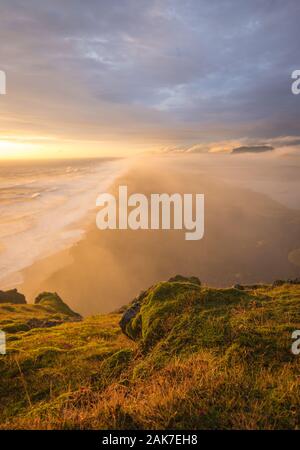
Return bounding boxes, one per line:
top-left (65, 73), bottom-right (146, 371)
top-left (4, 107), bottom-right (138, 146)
top-left (1, 152), bottom-right (300, 311)
top-left (0, 158), bottom-right (127, 288)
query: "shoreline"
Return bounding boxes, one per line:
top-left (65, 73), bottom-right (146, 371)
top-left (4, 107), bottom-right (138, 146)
top-left (0, 157), bottom-right (133, 292)
top-left (17, 156), bottom-right (300, 316)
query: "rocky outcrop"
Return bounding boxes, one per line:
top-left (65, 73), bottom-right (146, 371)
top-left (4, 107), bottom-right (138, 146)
top-left (34, 292), bottom-right (82, 319)
top-left (119, 275), bottom-right (201, 339)
top-left (168, 275), bottom-right (201, 285)
top-left (0, 289), bottom-right (26, 304)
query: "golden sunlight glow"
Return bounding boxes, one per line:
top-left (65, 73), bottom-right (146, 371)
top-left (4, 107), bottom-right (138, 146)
top-left (0, 134), bottom-right (157, 160)
top-left (0, 140), bottom-right (40, 159)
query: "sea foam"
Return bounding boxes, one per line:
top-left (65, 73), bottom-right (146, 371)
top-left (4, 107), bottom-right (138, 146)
top-left (0, 158), bottom-right (129, 288)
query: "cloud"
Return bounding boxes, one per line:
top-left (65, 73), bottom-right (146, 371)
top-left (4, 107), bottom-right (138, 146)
top-left (231, 145), bottom-right (274, 154)
top-left (0, 0), bottom-right (299, 155)
top-left (160, 135), bottom-right (300, 157)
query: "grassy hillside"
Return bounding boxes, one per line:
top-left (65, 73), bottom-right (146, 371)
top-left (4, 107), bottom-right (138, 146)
top-left (0, 279), bottom-right (299, 429)
top-left (0, 292), bottom-right (81, 334)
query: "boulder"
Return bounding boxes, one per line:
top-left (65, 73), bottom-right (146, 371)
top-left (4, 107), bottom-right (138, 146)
top-left (119, 275), bottom-right (202, 341)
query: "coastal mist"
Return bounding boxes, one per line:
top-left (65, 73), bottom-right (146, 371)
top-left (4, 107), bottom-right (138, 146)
top-left (14, 154), bottom-right (300, 316)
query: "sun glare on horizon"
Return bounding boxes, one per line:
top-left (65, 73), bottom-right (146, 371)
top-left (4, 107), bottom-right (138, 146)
top-left (0, 139), bottom-right (40, 159)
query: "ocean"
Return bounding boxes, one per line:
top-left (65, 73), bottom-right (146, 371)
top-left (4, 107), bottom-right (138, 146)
top-left (0, 157), bottom-right (127, 289)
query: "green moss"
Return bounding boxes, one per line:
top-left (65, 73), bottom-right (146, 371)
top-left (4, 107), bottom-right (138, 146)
top-left (0, 280), bottom-right (300, 430)
top-left (34, 292), bottom-right (81, 318)
top-left (0, 293), bottom-right (82, 338)
top-left (101, 348), bottom-right (134, 379)
top-left (124, 282), bottom-right (256, 354)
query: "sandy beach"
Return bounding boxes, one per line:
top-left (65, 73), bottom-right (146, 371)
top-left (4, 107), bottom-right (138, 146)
top-left (18, 155), bottom-right (300, 316)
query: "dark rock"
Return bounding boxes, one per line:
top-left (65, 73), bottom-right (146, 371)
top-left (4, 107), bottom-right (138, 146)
top-left (119, 289), bottom-right (149, 338)
top-left (0, 289), bottom-right (26, 304)
top-left (113, 304), bottom-right (129, 314)
top-left (234, 284), bottom-right (244, 290)
top-left (273, 278), bottom-right (300, 287)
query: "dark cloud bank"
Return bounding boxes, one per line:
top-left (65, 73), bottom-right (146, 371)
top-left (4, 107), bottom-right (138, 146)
top-left (0, 0), bottom-right (299, 148)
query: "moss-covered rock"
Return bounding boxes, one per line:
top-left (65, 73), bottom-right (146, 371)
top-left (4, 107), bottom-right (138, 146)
top-left (0, 292), bottom-right (82, 336)
top-left (34, 292), bottom-right (81, 319)
top-left (1, 278), bottom-right (300, 430)
top-left (119, 275), bottom-right (201, 341)
top-left (168, 274), bottom-right (201, 285)
top-left (119, 277), bottom-right (300, 364)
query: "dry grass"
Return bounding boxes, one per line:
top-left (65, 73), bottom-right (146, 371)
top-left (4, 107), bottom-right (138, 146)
top-left (0, 281), bottom-right (299, 429)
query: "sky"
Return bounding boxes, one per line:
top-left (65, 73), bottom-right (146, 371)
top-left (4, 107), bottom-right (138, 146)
top-left (0, 0), bottom-right (299, 159)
